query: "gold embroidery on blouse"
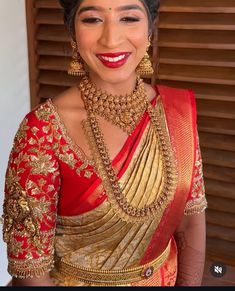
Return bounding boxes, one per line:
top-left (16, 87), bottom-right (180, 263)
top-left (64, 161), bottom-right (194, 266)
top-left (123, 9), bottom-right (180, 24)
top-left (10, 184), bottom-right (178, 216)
top-left (184, 135), bottom-right (207, 215)
top-left (2, 114), bottom-right (61, 278)
top-left (14, 118), bottom-right (30, 144)
top-left (46, 99), bottom-right (93, 167)
top-left (3, 183), bottom-right (40, 249)
top-left (191, 148), bottom-right (205, 199)
top-left (29, 152), bottom-right (58, 175)
top-left (37, 100), bottom-right (94, 179)
top-left (8, 256), bottom-right (54, 279)
top-left (184, 196), bottom-right (207, 215)
top-left (5, 167), bottom-right (21, 192)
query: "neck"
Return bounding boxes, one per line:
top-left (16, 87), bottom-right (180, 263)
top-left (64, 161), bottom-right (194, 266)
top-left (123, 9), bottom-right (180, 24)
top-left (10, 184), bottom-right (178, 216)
top-left (88, 72), bottom-right (139, 95)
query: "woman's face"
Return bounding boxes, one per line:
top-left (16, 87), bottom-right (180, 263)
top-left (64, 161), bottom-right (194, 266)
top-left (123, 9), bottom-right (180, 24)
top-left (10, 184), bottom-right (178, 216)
top-left (74, 0), bottom-right (149, 85)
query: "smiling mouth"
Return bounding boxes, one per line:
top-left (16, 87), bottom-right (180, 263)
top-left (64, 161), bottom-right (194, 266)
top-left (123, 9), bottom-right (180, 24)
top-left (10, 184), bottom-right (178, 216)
top-left (96, 52), bottom-right (131, 68)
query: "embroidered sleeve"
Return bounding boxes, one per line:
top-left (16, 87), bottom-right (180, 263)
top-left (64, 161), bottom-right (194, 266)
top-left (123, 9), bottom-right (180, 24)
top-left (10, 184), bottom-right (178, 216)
top-left (184, 133), bottom-right (207, 216)
top-left (2, 111), bottom-right (60, 279)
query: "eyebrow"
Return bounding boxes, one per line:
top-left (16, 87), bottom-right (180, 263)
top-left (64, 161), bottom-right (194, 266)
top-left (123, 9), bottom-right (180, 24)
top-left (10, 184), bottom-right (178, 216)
top-left (77, 6), bottom-right (102, 15)
top-left (117, 4), bottom-right (145, 13)
top-left (77, 4), bottom-right (145, 15)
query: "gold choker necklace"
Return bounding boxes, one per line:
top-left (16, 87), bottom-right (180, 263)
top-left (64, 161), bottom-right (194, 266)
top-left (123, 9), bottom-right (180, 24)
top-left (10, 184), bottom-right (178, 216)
top-left (79, 76), bottom-right (148, 134)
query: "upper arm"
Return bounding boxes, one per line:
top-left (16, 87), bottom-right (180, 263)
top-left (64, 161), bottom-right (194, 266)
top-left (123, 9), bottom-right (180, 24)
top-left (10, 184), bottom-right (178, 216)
top-left (2, 112), bottom-right (60, 280)
top-left (176, 211), bottom-right (206, 233)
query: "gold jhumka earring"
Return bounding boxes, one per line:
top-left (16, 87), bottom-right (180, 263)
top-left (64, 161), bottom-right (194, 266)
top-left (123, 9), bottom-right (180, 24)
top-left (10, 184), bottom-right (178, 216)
top-left (68, 40), bottom-right (86, 76)
top-left (136, 40), bottom-right (154, 77)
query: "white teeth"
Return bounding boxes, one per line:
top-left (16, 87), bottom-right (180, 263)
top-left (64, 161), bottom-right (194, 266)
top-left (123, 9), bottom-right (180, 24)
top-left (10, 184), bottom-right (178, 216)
top-left (101, 54), bottom-right (126, 62)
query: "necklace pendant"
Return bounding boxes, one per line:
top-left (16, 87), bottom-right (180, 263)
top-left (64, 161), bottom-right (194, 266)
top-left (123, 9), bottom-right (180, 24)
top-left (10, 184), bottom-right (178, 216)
top-left (121, 111), bottom-right (132, 124)
top-left (79, 75), bottom-right (147, 134)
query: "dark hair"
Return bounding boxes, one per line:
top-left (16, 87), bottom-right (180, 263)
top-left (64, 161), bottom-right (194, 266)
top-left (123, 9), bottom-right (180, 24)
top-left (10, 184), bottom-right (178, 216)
top-left (59, 0), bottom-right (160, 38)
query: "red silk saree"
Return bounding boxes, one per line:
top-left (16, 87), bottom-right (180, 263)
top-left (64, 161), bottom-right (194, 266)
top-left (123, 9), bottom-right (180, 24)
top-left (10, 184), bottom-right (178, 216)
top-left (2, 85), bottom-right (207, 286)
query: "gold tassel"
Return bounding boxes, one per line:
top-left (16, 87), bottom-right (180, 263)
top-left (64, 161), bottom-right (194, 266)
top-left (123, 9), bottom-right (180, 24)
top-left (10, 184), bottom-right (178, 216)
top-left (68, 40), bottom-right (86, 76)
top-left (136, 41), bottom-right (154, 77)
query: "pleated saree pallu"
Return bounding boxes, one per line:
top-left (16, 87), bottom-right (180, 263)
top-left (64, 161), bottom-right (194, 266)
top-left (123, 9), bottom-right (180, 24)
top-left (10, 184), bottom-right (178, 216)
top-left (2, 86), bottom-right (207, 286)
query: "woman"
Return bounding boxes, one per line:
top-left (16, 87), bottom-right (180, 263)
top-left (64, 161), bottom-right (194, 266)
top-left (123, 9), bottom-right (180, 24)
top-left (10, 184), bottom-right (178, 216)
top-left (2, 0), bottom-right (207, 286)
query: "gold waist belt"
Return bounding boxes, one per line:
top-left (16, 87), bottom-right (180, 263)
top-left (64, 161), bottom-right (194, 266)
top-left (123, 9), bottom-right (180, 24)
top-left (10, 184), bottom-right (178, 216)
top-left (55, 239), bottom-right (171, 286)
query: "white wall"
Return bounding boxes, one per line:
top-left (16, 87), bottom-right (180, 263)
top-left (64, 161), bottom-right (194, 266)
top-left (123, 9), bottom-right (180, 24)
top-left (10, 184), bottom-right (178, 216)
top-left (0, 0), bottom-right (30, 285)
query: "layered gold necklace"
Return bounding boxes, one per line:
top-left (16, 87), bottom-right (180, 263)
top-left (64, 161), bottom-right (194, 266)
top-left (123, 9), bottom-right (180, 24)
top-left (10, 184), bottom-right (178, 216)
top-left (79, 75), bottom-right (148, 134)
top-left (79, 76), bottom-right (178, 223)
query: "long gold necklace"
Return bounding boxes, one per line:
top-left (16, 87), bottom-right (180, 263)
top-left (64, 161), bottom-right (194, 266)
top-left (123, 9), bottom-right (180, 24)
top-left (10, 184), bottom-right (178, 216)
top-left (79, 75), bottom-right (148, 134)
top-left (80, 76), bottom-right (178, 223)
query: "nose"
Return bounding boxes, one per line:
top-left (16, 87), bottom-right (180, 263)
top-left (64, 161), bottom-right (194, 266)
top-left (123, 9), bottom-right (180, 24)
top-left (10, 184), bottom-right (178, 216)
top-left (98, 19), bottom-right (123, 49)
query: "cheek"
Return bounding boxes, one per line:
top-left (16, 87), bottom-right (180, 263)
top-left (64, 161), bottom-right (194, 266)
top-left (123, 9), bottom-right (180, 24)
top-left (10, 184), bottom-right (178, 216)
top-left (75, 29), bottom-right (93, 50)
top-left (74, 20), bottom-right (98, 52)
top-left (130, 22), bottom-right (149, 49)
top-left (130, 33), bottom-right (149, 55)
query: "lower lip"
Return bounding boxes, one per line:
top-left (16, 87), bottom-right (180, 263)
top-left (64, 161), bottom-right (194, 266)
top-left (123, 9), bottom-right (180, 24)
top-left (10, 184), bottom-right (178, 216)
top-left (97, 54), bottom-right (130, 69)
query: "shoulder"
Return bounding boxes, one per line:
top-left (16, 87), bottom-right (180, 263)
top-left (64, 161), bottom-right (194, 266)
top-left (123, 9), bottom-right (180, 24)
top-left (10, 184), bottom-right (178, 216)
top-left (49, 86), bottom-right (86, 123)
top-left (13, 96), bottom-right (58, 147)
top-left (18, 100), bottom-right (53, 134)
top-left (52, 85), bottom-right (84, 112)
top-left (21, 86), bottom-right (82, 126)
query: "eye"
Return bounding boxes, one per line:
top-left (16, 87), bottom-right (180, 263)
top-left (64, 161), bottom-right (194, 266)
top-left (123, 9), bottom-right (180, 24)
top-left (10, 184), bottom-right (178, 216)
top-left (81, 17), bottom-right (102, 24)
top-left (121, 17), bottom-right (141, 22)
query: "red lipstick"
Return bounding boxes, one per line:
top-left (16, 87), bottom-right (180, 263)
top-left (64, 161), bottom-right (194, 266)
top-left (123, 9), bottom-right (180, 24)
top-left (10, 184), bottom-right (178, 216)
top-left (97, 52), bottom-right (131, 69)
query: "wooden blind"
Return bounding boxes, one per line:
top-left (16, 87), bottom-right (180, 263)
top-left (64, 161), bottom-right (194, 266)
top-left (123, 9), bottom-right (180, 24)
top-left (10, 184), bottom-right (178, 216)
top-left (26, 0), bottom-right (76, 107)
top-left (26, 0), bottom-right (235, 265)
top-left (156, 0), bottom-right (235, 266)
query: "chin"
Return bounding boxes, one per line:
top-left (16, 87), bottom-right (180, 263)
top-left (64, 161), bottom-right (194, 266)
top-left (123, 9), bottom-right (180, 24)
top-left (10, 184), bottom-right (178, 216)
top-left (92, 69), bottom-right (137, 85)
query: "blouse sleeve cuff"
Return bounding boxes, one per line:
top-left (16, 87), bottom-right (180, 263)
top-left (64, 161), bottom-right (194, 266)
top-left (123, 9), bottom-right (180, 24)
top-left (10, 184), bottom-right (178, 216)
top-left (184, 196), bottom-right (208, 216)
top-left (8, 255), bottom-right (54, 279)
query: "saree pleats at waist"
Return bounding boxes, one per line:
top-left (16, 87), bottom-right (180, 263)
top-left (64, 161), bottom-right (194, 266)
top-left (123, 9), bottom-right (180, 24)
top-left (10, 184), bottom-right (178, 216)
top-left (51, 239), bottom-right (172, 286)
